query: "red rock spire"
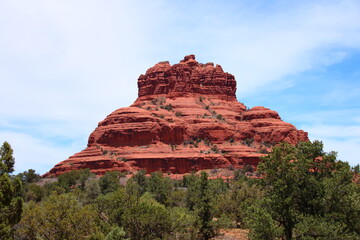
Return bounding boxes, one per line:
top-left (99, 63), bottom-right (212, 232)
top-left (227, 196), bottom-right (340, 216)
top-left (44, 55), bottom-right (308, 177)
top-left (137, 55), bottom-right (237, 99)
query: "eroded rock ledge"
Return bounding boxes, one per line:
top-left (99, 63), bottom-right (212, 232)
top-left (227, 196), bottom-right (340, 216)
top-left (45, 55), bottom-right (308, 177)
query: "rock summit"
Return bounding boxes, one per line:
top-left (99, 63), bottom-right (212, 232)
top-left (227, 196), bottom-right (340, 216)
top-left (45, 55), bottom-right (308, 177)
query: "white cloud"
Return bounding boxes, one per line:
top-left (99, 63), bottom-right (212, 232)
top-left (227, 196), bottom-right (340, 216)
top-left (301, 124), bottom-right (360, 166)
top-left (288, 109), bottom-right (360, 125)
top-left (314, 137), bottom-right (360, 167)
top-left (304, 124), bottom-right (360, 139)
top-left (326, 140), bottom-right (360, 166)
top-left (1, 0), bottom-right (360, 173)
top-left (0, 131), bottom-right (82, 175)
top-left (217, 1), bottom-right (360, 97)
top-left (1, 0), bottom-right (360, 120)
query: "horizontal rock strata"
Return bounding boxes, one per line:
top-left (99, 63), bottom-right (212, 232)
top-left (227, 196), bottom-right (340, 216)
top-left (45, 55), bottom-right (308, 177)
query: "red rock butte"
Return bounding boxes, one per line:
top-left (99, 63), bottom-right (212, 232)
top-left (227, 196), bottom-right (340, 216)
top-left (45, 55), bottom-right (308, 177)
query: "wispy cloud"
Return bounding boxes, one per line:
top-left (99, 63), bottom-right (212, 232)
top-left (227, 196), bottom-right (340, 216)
top-left (1, 0), bottom-right (360, 173)
top-left (303, 124), bottom-right (360, 166)
top-left (0, 131), bottom-right (81, 174)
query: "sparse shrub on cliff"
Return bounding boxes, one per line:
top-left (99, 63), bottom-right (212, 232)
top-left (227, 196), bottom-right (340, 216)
top-left (211, 145), bottom-right (219, 153)
top-left (151, 97), bottom-right (166, 106)
top-left (150, 98), bottom-right (159, 105)
top-left (243, 164), bottom-right (254, 173)
top-left (217, 114), bottom-right (223, 120)
top-left (175, 111), bottom-right (183, 117)
top-left (263, 141), bottom-right (275, 147)
top-left (170, 144), bottom-right (176, 151)
top-left (243, 138), bottom-right (254, 146)
top-left (227, 164), bottom-right (234, 171)
top-left (259, 147), bottom-right (268, 154)
top-left (203, 138), bottom-right (210, 146)
top-left (116, 157), bottom-right (127, 162)
top-left (161, 104), bottom-right (173, 111)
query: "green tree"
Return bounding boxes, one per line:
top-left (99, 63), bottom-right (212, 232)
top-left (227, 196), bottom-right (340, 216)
top-left (105, 226), bottom-right (129, 240)
top-left (0, 141), bottom-right (23, 239)
top-left (185, 173), bottom-right (200, 211)
top-left (246, 204), bottom-right (283, 240)
top-left (57, 169), bottom-right (91, 191)
top-left (196, 171), bottom-right (215, 240)
top-left (351, 164), bottom-right (360, 174)
top-left (23, 183), bottom-right (44, 202)
top-left (215, 180), bottom-right (263, 228)
top-left (169, 207), bottom-right (198, 240)
top-left (96, 188), bottom-right (133, 226)
top-left (132, 169), bottom-right (148, 194)
top-left (250, 140), bottom-right (360, 240)
top-left (123, 193), bottom-right (171, 240)
top-left (99, 171), bottom-right (121, 194)
top-left (147, 171), bottom-right (172, 205)
top-left (83, 178), bottom-right (101, 203)
top-left (0, 141), bottom-right (15, 174)
top-left (15, 193), bottom-right (104, 240)
top-left (21, 169), bottom-right (40, 183)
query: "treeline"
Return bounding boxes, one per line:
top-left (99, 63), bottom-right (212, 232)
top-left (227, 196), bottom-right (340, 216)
top-left (1, 141), bottom-right (359, 240)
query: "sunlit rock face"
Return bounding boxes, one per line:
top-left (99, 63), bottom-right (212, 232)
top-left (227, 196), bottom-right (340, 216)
top-left (45, 55), bottom-right (308, 177)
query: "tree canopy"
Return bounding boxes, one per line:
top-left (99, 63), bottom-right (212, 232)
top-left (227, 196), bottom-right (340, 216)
top-left (248, 140), bottom-right (360, 240)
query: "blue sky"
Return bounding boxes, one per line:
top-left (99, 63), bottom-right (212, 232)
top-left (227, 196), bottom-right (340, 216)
top-left (0, 0), bottom-right (359, 174)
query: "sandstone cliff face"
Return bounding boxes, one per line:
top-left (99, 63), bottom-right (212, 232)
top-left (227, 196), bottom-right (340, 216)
top-left (45, 55), bottom-right (308, 177)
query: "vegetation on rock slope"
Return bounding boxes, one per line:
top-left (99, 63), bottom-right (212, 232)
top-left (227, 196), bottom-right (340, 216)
top-left (0, 141), bottom-right (359, 240)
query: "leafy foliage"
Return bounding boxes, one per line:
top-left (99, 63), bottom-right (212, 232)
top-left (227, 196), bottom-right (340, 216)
top-left (123, 193), bottom-right (172, 240)
top-left (196, 172), bottom-right (216, 240)
top-left (15, 193), bottom-right (103, 240)
top-left (0, 141), bottom-right (22, 239)
top-left (99, 171), bottom-right (121, 194)
top-left (0, 141), bottom-right (15, 175)
top-left (57, 168), bottom-right (91, 191)
top-left (248, 140), bottom-right (360, 240)
top-left (0, 140), bottom-right (357, 240)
